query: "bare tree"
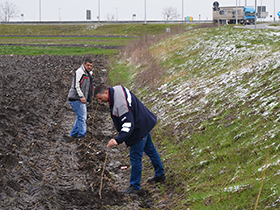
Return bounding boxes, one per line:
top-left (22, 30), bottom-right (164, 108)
top-left (105, 13), bottom-right (115, 21)
top-left (0, 1), bottom-right (19, 21)
top-left (162, 6), bottom-right (180, 21)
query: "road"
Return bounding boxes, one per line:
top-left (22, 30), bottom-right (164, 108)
top-left (235, 23), bottom-right (280, 30)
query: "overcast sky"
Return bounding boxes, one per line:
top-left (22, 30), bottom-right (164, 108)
top-left (2, 0), bottom-right (279, 22)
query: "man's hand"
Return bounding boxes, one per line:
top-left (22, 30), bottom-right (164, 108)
top-left (107, 139), bottom-right (118, 148)
top-left (80, 97), bottom-right (86, 104)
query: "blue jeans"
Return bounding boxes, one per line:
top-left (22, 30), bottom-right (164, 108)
top-left (69, 100), bottom-right (87, 138)
top-left (129, 132), bottom-right (165, 190)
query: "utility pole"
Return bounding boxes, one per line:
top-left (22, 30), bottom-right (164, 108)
top-left (255, 0), bottom-right (257, 29)
top-left (261, 0), bottom-right (262, 22)
top-left (58, 7), bottom-right (61, 21)
top-left (115, 7), bottom-right (118, 21)
top-left (274, 0), bottom-right (275, 22)
top-left (182, 0), bottom-right (184, 22)
top-left (98, 0), bottom-right (100, 23)
top-left (39, 0), bottom-right (41, 21)
top-left (213, 1), bottom-right (219, 27)
top-left (0, 1), bottom-right (1, 25)
top-left (144, 0), bottom-right (146, 24)
top-left (236, 0), bottom-right (238, 25)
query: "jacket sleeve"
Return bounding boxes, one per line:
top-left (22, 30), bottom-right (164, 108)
top-left (114, 111), bottom-right (135, 145)
top-left (87, 73), bottom-right (94, 103)
top-left (75, 69), bottom-right (84, 98)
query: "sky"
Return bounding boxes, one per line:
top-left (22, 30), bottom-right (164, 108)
top-left (1, 0), bottom-right (279, 22)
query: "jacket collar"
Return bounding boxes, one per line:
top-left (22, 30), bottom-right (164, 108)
top-left (108, 87), bottom-right (113, 106)
top-left (81, 64), bottom-right (89, 75)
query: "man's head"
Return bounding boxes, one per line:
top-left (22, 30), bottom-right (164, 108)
top-left (94, 85), bottom-right (109, 102)
top-left (83, 58), bottom-right (93, 72)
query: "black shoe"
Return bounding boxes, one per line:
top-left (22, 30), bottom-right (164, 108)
top-left (118, 185), bottom-right (139, 194)
top-left (70, 135), bottom-right (78, 138)
top-left (147, 174), bottom-right (166, 183)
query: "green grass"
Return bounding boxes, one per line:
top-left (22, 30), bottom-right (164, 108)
top-left (0, 23), bottom-right (195, 56)
top-left (107, 25), bottom-right (280, 209)
top-left (0, 45), bottom-right (118, 55)
top-left (0, 36), bottom-right (132, 46)
top-left (107, 59), bottom-right (137, 86)
top-left (160, 116), bottom-right (279, 209)
top-left (0, 31), bottom-right (133, 56)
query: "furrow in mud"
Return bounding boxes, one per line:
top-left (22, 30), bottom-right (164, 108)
top-left (0, 54), bottom-right (154, 209)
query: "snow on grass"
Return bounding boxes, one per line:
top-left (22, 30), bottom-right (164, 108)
top-left (130, 26), bottom-right (280, 209)
top-left (258, 158), bottom-right (280, 172)
top-left (224, 184), bottom-right (249, 193)
top-left (149, 27), bottom-right (280, 132)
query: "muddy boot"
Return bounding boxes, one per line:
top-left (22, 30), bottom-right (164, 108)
top-left (147, 174), bottom-right (166, 183)
top-left (118, 185), bottom-right (139, 194)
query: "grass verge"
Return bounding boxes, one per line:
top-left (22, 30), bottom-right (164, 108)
top-left (108, 25), bottom-right (280, 209)
top-left (0, 23), bottom-right (197, 36)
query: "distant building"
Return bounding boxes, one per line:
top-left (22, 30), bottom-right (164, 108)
top-left (257, 6), bottom-right (268, 19)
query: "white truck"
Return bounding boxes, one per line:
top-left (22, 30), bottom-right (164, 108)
top-left (213, 6), bottom-right (255, 25)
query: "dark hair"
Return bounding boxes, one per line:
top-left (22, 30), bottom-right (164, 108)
top-left (84, 57), bottom-right (93, 64)
top-left (94, 85), bottom-right (108, 97)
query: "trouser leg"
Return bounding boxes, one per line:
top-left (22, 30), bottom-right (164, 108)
top-left (69, 101), bottom-right (87, 138)
top-left (76, 102), bottom-right (87, 138)
top-left (144, 133), bottom-right (165, 177)
top-left (70, 118), bottom-right (79, 137)
top-left (129, 138), bottom-right (146, 190)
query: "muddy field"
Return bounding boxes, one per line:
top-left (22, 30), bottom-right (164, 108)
top-left (0, 54), bottom-right (167, 209)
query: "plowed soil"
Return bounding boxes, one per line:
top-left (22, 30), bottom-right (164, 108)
top-left (0, 54), bottom-right (163, 209)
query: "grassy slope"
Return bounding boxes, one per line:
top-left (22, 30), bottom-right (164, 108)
top-left (109, 26), bottom-right (280, 209)
top-left (0, 23), bottom-right (191, 36)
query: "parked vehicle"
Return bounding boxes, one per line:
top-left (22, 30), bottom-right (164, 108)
top-left (213, 6), bottom-right (255, 25)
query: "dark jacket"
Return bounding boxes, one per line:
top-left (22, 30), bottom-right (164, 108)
top-left (109, 86), bottom-right (157, 146)
top-left (68, 64), bottom-right (94, 102)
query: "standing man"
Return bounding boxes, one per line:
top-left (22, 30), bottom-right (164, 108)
top-left (94, 85), bottom-right (166, 194)
top-left (68, 58), bottom-right (94, 138)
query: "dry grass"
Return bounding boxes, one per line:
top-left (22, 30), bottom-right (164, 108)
top-left (121, 34), bottom-right (167, 88)
top-left (121, 23), bottom-right (216, 88)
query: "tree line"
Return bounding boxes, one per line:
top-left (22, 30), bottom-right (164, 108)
top-left (0, 1), bottom-right (18, 22)
top-left (0, 1), bottom-right (181, 22)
